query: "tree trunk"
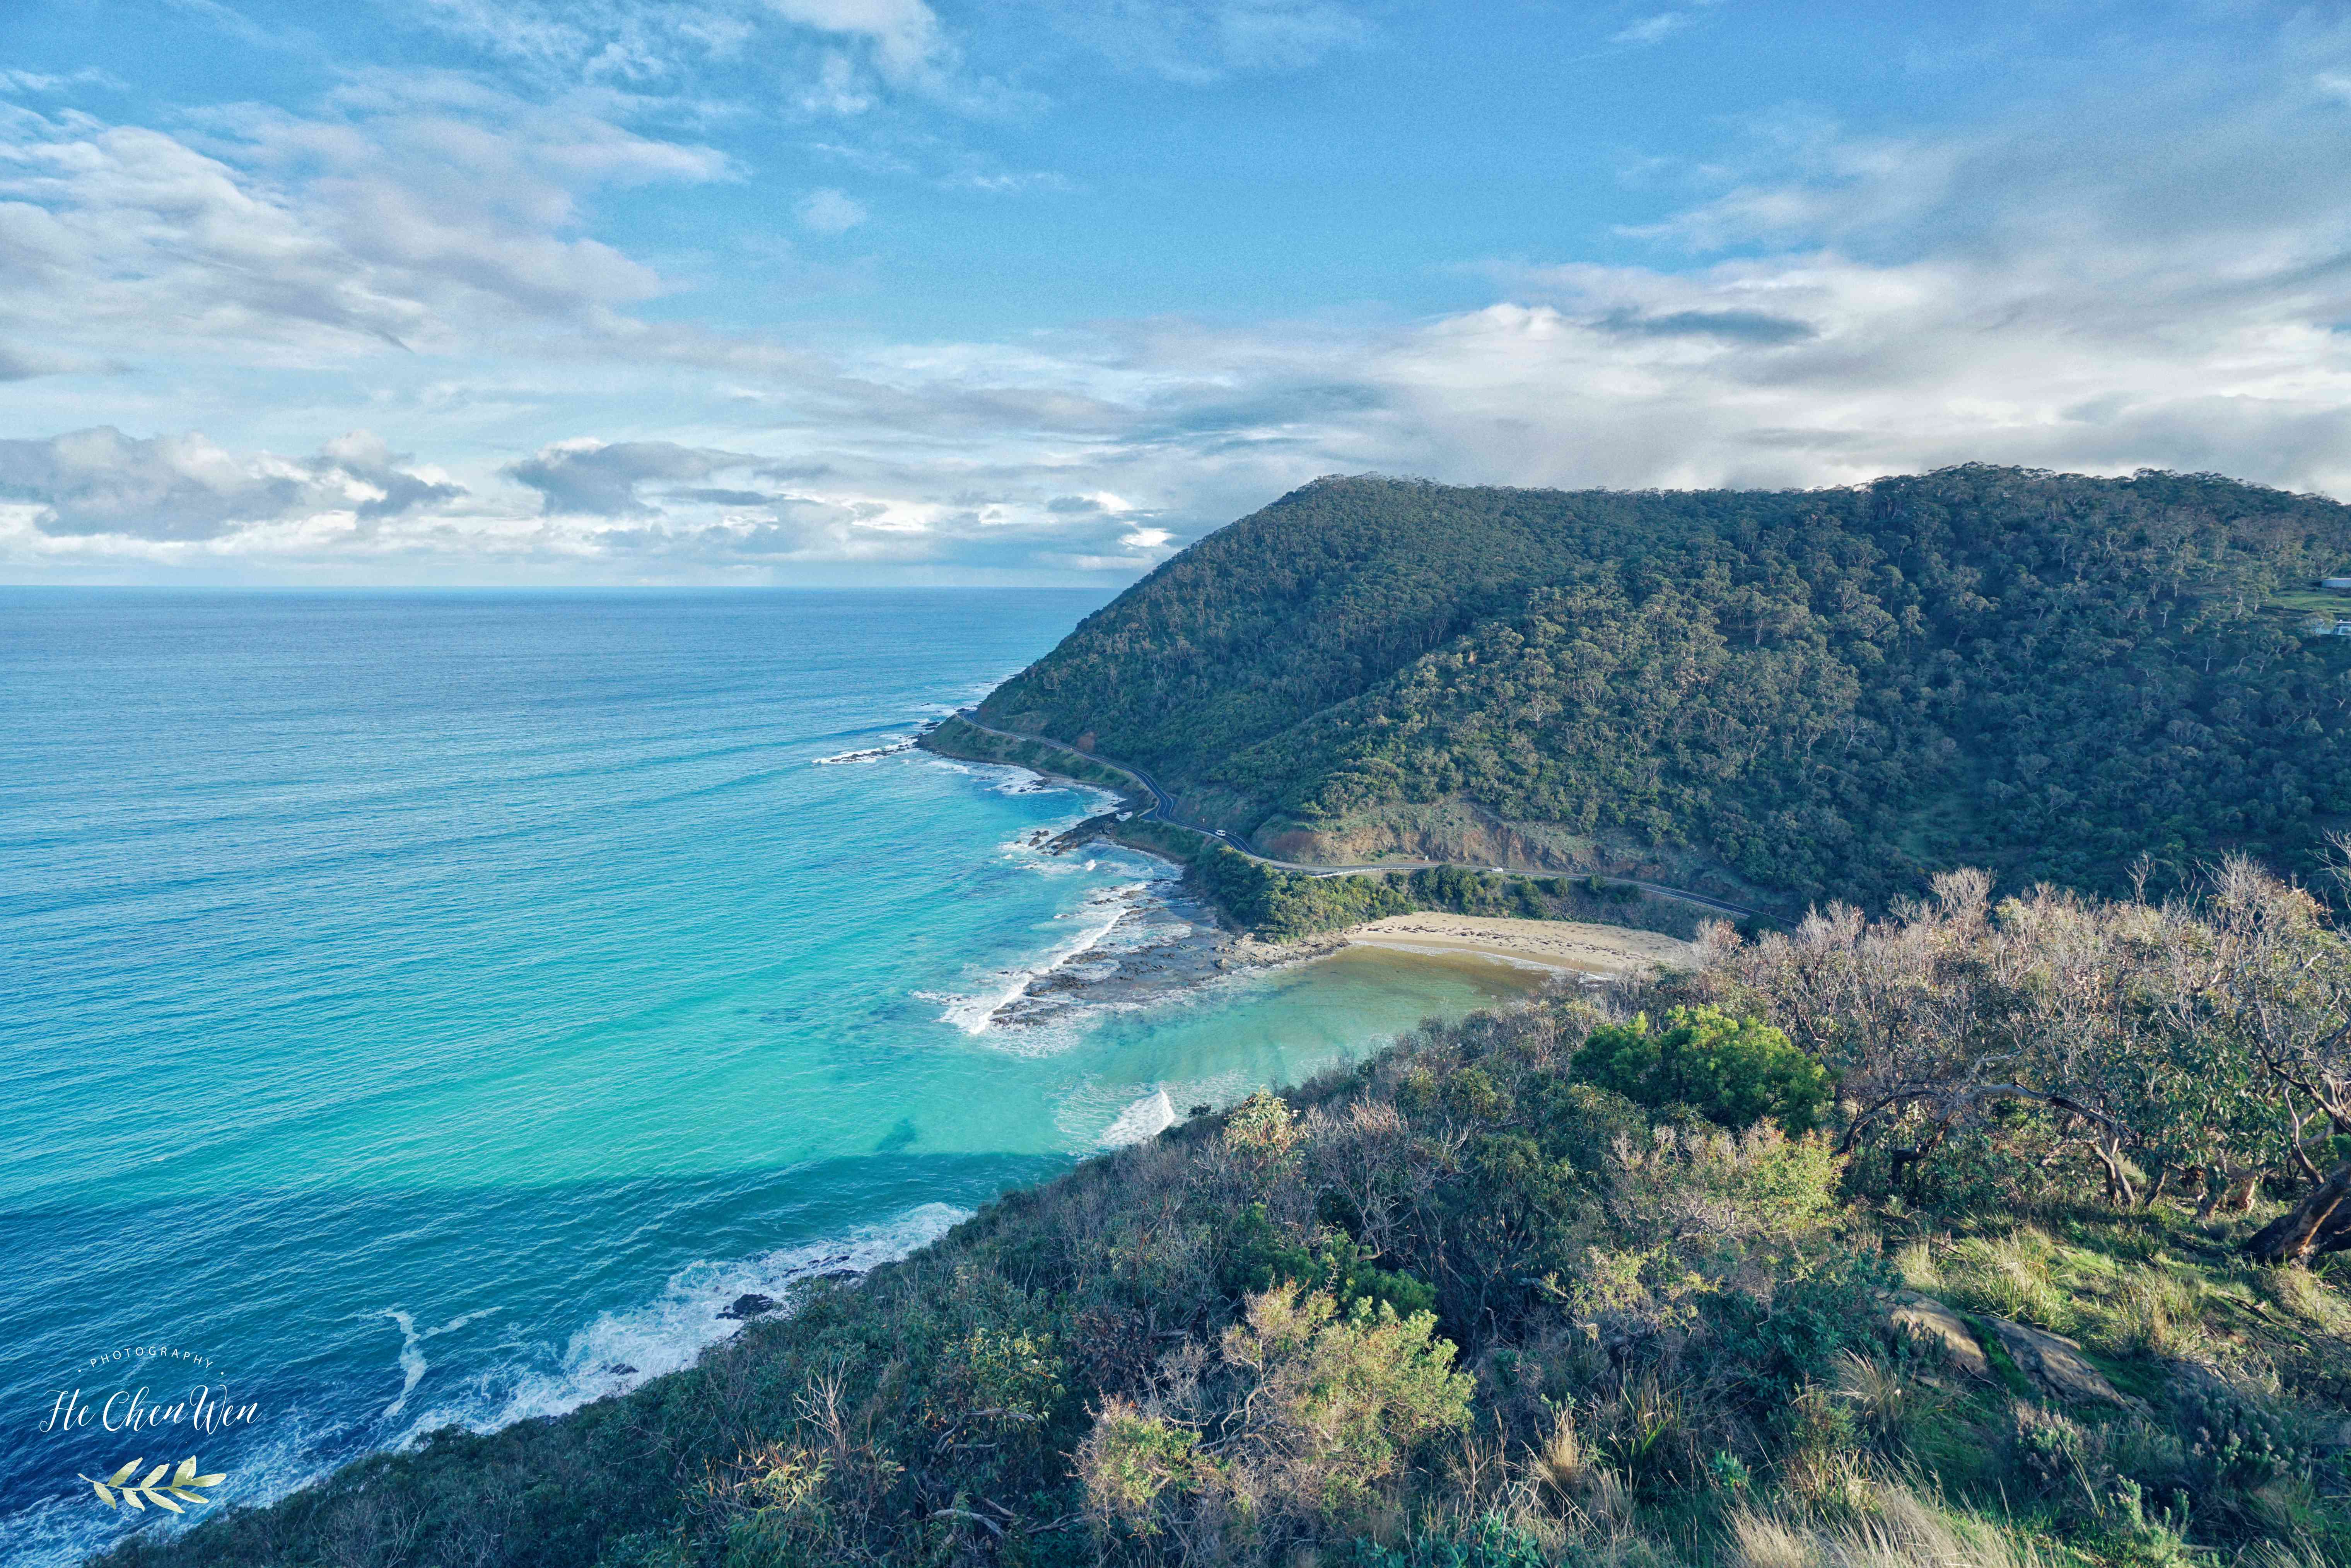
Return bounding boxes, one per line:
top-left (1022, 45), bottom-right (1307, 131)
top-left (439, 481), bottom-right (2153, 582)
top-left (2287, 1106), bottom-right (2325, 1185)
top-left (2090, 1139), bottom-right (2137, 1208)
top-left (2192, 1165), bottom-right (2221, 1220)
top-left (2244, 1159), bottom-right (2351, 1264)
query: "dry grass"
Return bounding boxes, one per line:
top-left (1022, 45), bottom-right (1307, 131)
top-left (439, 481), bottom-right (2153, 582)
top-left (1940, 1228), bottom-right (2077, 1334)
top-left (1728, 1510), bottom-right (1814, 1568)
top-left (1727, 1481), bottom-right (2044, 1568)
top-left (2238, 1539), bottom-right (2342, 1568)
top-left (1523, 1412), bottom-right (1633, 1535)
top-left (2257, 1266), bottom-right (2346, 1330)
top-left (1832, 1353), bottom-right (1914, 1448)
top-left (1892, 1240), bottom-right (1942, 1293)
top-left (1533, 1418), bottom-right (1590, 1498)
top-left (2107, 1268), bottom-right (2198, 1356)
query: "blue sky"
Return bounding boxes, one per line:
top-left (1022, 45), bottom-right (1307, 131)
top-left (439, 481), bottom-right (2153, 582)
top-left (0, 1), bottom-right (2346, 584)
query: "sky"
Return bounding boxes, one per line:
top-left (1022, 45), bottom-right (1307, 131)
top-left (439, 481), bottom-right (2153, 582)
top-left (0, 0), bottom-right (2347, 585)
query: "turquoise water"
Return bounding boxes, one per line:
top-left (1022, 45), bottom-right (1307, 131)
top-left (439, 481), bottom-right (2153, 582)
top-left (0, 590), bottom-right (1537, 1564)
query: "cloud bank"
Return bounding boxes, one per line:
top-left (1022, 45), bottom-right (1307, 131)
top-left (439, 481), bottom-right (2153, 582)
top-left (0, 428), bottom-right (461, 540)
top-left (3, 13), bottom-right (2348, 583)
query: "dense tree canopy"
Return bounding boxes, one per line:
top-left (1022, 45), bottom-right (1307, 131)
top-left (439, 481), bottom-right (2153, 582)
top-left (982, 466), bottom-right (2351, 904)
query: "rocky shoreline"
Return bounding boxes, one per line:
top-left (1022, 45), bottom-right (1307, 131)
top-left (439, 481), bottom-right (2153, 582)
top-left (978, 821), bottom-right (1690, 1030)
top-left (981, 823), bottom-right (1337, 1029)
top-left (957, 756), bottom-right (1687, 1032)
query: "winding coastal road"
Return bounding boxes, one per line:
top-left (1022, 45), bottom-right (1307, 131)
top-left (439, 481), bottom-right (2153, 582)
top-left (942, 711), bottom-right (1764, 921)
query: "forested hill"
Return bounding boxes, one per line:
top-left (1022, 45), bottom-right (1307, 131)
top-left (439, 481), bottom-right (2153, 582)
top-left (980, 466), bottom-right (2351, 905)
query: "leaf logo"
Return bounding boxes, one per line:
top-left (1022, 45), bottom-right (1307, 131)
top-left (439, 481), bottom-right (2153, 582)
top-left (79, 1456), bottom-right (225, 1513)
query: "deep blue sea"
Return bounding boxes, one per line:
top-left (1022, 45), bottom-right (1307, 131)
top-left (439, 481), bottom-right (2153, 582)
top-left (0, 590), bottom-right (1538, 1564)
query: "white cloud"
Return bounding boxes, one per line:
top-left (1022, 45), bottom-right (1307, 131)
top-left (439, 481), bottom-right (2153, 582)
top-left (0, 67), bottom-right (126, 96)
top-left (767, 0), bottom-right (952, 87)
top-left (506, 438), bottom-right (760, 516)
top-left (797, 52), bottom-right (880, 115)
top-left (0, 343), bottom-right (110, 381)
top-left (796, 186), bottom-right (868, 233)
top-left (1609, 12), bottom-right (1695, 47)
top-left (657, 51), bottom-right (2351, 546)
top-left (1033, 0), bottom-right (1374, 85)
top-left (1598, 1), bottom-right (1723, 51)
top-left (764, 0), bottom-right (1035, 117)
top-left (0, 426), bottom-right (461, 540)
top-left (0, 82), bottom-right (732, 363)
top-left (405, 0), bottom-right (757, 83)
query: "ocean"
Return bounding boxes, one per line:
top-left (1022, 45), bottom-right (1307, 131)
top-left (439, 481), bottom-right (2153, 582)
top-left (0, 589), bottom-right (1540, 1565)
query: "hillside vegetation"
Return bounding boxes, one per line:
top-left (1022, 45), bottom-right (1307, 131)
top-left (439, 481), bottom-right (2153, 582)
top-left (978, 467), bottom-right (2351, 907)
top-left (113, 860), bottom-right (2351, 1568)
top-left (925, 720), bottom-right (1712, 941)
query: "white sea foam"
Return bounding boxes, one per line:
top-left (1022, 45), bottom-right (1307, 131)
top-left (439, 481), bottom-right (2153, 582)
top-left (383, 1306), bottom-right (502, 1418)
top-left (912, 754), bottom-right (1195, 1047)
top-left (916, 750), bottom-right (1124, 812)
top-left (926, 884), bottom-right (1142, 1035)
top-left (392, 1203), bottom-right (969, 1445)
top-left (811, 736), bottom-right (916, 765)
top-left (1100, 1088), bottom-right (1177, 1147)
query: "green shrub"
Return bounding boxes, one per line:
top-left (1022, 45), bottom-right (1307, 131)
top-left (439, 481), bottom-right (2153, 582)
top-left (1077, 1400), bottom-right (1208, 1536)
top-left (1573, 1003), bottom-right (1832, 1133)
top-left (2178, 1382), bottom-right (2307, 1492)
top-left (596, 1528), bottom-right (697, 1568)
top-left (99, 969), bottom-right (2351, 1568)
top-left (1521, 1076), bottom-right (1648, 1170)
top-left (1221, 1204), bottom-right (1438, 1320)
top-left (1218, 1285), bottom-right (1475, 1522)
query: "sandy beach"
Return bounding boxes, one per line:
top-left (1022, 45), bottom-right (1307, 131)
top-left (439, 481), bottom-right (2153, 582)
top-left (1342, 912), bottom-right (1698, 977)
top-left (971, 803), bottom-right (1707, 1025)
top-left (982, 896), bottom-right (1694, 1027)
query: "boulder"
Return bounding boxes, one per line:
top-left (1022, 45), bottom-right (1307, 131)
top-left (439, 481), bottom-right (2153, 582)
top-left (719, 1292), bottom-right (779, 1320)
top-left (1887, 1290), bottom-right (1990, 1379)
top-left (1988, 1319), bottom-right (2126, 1406)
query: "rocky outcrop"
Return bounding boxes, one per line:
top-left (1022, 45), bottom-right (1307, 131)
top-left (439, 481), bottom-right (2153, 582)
top-left (1883, 1293), bottom-right (2127, 1408)
top-left (1987, 1319), bottom-right (2127, 1406)
top-left (1887, 1290), bottom-right (1990, 1379)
